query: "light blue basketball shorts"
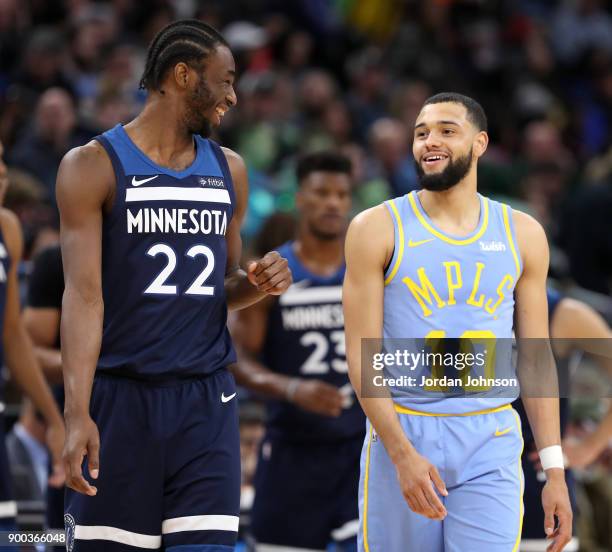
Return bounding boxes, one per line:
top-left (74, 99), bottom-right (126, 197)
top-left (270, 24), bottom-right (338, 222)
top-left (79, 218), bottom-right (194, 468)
top-left (359, 404), bottom-right (524, 552)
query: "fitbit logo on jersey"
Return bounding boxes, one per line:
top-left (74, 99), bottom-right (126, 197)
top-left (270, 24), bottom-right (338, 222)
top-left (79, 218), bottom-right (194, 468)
top-left (126, 208), bottom-right (228, 235)
top-left (199, 176), bottom-right (225, 187)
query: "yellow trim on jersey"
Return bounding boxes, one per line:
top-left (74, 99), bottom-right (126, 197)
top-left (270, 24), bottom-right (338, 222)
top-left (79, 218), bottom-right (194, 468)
top-left (502, 204), bottom-right (521, 280)
top-left (408, 192), bottom-right (489, 245)
top-left (362, 425), bottom-right (374, 552)
top-left (394, 403), bottom-right (511, 417)
top-left (511, 407), bottom-right (525, 552)
top-left (384, 199), bottom-right (405, 286)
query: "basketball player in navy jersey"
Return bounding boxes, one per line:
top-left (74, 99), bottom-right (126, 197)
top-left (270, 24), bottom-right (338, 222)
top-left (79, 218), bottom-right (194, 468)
top-left (231, 151), bottom-right (364, 551)
top-left (343, 93), bottom-right (572, 551)
top-left (517, 290), bottom-right (612, 552)
top-left (57, 21), bottom-right (291, 551)
top-left (0, 141), bottom-right (65, 533)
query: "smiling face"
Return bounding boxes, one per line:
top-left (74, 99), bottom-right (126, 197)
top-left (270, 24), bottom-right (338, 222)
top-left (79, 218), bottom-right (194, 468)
top-left (413, 101), bottom-right (488, 191)
top-left (183, 45), bottom-right (236, 137)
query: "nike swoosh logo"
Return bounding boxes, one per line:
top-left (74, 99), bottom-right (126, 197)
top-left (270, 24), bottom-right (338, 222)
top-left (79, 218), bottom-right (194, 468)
top-left (131, 175), bottom-right (159, 186)
top-left (408, 238), bottom-right (436, 247)
top-left (494, 426), bottom-right (512, 437)
top-left (221, 392), bottom-right (236, 403)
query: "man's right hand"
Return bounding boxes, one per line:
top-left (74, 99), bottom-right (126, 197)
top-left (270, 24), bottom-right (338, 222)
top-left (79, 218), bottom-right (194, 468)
top-left (291, 379), bottom-right (344, 417)
top-left (63, 414), bottom-right (100, 496)
top-left (395, 450), bottom-right (448, 520)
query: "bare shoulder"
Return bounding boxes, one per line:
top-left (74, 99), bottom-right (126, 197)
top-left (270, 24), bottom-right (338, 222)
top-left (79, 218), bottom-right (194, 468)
top-left (350, 203), bottom-right (393, 233)
top-left (0, 208), bottom-right (23, 260)
top-left (511, 208), bottom-right (547, 243)
top-left (220, 146), bottom-right (246, 176)
top-left (220, 146), bottom-right (243, 164)
top-left (511, 208), bottom-right (548, 266)
top-left (220, 146), bottom-right (247, 216)
top-left (349, 203), bottom-right (394, 240)
top-left (56, 140), bottom-right (114, 205)
top-left (346, 204), bottom-right (394, 265)
top-left (553, 297), bottom-right (612, 339)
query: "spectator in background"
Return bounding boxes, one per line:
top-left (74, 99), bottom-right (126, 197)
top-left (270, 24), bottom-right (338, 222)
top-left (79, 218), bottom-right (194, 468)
top-left (523, 120), bottom-right (576, 173)
top-left (2, 27), bottom-right (73, 147)
top-left (551, 0), bottom-right (612, 65)
top-left (6, 399), bottom-right (49, 503)
top-left (520, 162), bottom-right (568, 238)
top-left (67, 5), bottom-right (118, 104)
top-left (345, 47), bottom-right (389, 143)
top-left (390, 80), bottom-right (432, 136)
top-left (560, 183), bottom-right (612, 295)
top-left (229, 71), bottom-right (298, 173)
top-left (11, 28), bottom-right (71, 105)
top-left (8, 88), bottom-right (94, 199)
top-left (366, 117), bottom-right (418, 196)
top-left (296, 69), bottom-right (339, 151)
top-left (341, 142), bottom-right (392, 212)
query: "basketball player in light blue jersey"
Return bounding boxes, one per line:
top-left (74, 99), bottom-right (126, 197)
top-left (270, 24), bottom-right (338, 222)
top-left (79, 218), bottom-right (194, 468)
top-left (343, 93), bottom-right (573, 552)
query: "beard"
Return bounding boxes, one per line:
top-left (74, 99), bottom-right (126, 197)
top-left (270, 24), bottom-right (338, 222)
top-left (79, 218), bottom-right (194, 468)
top-left (415, 148), bottom-right (473, 192)
top-left (184, 76), bottom-right (216, 137)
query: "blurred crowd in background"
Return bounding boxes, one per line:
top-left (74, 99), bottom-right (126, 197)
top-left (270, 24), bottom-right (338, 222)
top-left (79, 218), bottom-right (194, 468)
top-left (0, 0), bottom-right (611, 550)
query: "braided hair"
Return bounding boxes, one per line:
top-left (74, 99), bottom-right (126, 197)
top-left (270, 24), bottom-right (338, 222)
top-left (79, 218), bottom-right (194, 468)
top-left (139, 19), bottom-right (228, 92)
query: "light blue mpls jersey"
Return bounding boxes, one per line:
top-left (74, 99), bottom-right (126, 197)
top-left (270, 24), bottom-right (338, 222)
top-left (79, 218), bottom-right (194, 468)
top-left (382, 191), bottom-right (522, 414)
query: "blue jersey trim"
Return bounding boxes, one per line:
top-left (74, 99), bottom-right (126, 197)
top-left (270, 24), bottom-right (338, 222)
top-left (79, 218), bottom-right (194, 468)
top-left (113, 124), bottom-right (206, 178)
top-left (95, 134), bottom-right (124, 220)
top-left (278, 241), bottom-right (345, 284)
top-left (207, 140), bottom-right (236, 220)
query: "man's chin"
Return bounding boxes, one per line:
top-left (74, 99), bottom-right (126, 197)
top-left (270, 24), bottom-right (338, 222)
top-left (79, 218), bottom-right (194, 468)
top-left (312, 228), bottom-right (343, 241)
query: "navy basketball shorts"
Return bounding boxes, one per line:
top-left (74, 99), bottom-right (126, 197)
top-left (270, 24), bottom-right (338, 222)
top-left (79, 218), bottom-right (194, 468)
top-left (520, 455), bottom-right (578, 552)
top-left (250, 434), bottom-right (363, 551)
top-left (65, 369), bottom-right (240, 552)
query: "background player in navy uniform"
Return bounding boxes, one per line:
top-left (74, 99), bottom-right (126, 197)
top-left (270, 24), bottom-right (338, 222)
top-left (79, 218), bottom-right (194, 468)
top-left (517, 289), bottom-right (612, 552)
top-left (57, 20), bottom-right (291, 552)
top-left (231, 152), bottom-right (364, 551)
top-left (0, 141), bottom-right (65, 533)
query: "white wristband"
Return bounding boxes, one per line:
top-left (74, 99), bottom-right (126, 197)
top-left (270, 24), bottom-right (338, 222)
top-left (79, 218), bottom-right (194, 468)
top-left (285, 378), bottom-right (301, 402)
top-left (539, 445), bottom-right (565, 471)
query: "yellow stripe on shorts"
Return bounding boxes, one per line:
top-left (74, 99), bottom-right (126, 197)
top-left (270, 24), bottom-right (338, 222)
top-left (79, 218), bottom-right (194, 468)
top-left (393, 403), bottom-right (512, 417)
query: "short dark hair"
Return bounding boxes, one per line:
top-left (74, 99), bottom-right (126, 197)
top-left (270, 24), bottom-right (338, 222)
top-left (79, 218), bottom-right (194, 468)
top-left (139, 19), bottom-right (228, 91)
top-left (296, 151), bottom-right (352, 184)
top-left (423, 92), bottom-right (487, 132)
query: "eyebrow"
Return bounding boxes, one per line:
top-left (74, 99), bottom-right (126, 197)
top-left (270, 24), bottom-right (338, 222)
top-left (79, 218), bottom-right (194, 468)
top-left (414, 120), bottom-right (460, 129)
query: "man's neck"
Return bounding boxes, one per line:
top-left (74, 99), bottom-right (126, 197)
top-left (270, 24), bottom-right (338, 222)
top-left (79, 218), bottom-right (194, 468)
top-left (418, 176), bottom-right (482, 235)
top-left (294, 233), bottom-right (344, 278)
top-left (123, 99), bottom-right (196, 169)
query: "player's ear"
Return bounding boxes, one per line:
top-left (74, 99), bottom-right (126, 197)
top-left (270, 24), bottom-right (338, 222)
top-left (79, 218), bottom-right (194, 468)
top-left (473, 131), bottom-right (488, 159)
top-left (173, 62), bottom-right (190, 90)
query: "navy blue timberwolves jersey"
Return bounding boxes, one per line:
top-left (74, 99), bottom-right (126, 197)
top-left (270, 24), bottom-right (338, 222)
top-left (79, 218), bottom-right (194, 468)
top-left (95, 124), bottom-right (236, 378)
top-left (262, 242), bottom-right (365, 442)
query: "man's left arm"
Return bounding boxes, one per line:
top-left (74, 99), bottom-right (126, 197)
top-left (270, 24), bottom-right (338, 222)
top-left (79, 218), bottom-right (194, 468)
top-left (0, 209), bottom-right (65, 487)
top-left (222, 147), bottom-right (291, 311)
top-left (513, 210), bottom-right (572, 552)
